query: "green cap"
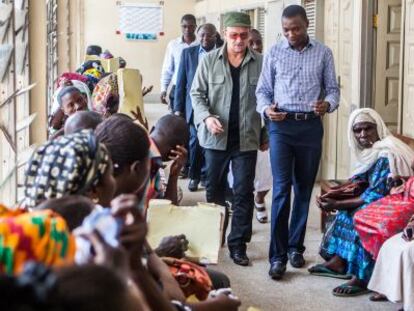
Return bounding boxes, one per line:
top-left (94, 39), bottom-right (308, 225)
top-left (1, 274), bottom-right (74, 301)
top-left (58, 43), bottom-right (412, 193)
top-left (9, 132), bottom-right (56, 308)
top-left (223, 12), bottom-right (251, 28)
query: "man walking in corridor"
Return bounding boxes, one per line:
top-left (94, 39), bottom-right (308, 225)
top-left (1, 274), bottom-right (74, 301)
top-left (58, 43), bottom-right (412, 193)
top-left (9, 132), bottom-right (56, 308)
top-left (174, 23), bottom-right (218, 192)
top-left (191, 12), bottom-right (263, 266)
top-left (256, 5), bottom-right (340, 279)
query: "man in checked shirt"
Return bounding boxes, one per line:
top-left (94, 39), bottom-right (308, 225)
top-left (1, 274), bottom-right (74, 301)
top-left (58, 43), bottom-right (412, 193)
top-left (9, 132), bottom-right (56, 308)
top-left (256, 5), bottom-right (340, 280)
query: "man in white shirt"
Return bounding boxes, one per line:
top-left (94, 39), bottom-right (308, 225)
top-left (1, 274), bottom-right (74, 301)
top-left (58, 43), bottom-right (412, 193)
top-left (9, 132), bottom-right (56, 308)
top-left (160, 14), bottom-right (198, 110)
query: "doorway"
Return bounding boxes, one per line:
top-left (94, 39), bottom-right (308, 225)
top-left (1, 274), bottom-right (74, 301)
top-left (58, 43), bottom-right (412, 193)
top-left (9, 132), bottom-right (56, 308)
top-left (373, 0), bottom-right (402, 131)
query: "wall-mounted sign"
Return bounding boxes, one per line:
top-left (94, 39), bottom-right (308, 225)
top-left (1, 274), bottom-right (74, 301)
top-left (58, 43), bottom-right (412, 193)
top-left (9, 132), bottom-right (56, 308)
top-left (119, 3), bottom-right (163, 41)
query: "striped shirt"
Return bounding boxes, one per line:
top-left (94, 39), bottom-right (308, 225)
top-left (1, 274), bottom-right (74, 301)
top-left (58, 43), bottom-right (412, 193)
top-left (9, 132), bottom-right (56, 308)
top-left (256, 38), bottom-right (340, 116)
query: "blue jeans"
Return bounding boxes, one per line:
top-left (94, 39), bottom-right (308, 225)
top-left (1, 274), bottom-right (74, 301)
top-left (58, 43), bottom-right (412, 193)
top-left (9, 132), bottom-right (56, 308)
top-left (268, 118), bottom-right (323, 264)
top-left (204, 147), bottom-right (257, 248)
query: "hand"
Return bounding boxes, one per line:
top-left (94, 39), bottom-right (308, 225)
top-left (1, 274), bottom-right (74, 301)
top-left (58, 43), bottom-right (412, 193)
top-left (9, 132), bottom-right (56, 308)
top-left (169, 145), bottom-right (188, 177)
top-left (311, 100), bottom-right (330, 116)
top-left (259, 142), bottom-right (269, 152)
top-left (205, 116), bottom-right (224, 135)
top-left (316, 195), bottom-right (338, 212)
top-left (130, 106), bottom-right (149, 130)
top-left (155, 234), bottom-right (189, 258)
top-left (85, 230), bottom-right (129, 275)
top-left (160, 91), bottom-right (168, 105)
top-left (388, 175), bottom-right (407, 195)
top-left (207, 293), bottom-right (241, 311)
top-left (142, 85), bottom-right (153, 97)
top-left (403, 218), bottom-right (414, 242)
top-left (265, 103), bottom-right (287, 122)
top-left (111, 194), bottom-right (148, 269)
top-left (50, 109), bottom-right (66, 130)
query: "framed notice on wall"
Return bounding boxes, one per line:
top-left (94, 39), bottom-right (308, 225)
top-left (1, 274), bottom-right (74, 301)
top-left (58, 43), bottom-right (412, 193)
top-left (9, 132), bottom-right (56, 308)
top-left (118, 3), bottom-right (163, 41)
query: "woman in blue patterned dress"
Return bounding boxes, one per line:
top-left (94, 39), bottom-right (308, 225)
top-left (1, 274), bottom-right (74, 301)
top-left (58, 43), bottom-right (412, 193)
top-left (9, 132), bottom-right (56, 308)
top-left (309, 108), bottom-right (414, 297)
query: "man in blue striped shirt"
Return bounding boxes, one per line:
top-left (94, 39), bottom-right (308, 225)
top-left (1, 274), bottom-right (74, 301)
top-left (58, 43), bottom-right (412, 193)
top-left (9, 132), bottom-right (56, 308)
top-left (256, 5), bottom-right (340, 280)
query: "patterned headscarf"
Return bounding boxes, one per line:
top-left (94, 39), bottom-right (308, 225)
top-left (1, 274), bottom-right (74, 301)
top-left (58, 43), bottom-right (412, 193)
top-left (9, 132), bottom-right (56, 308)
top-left (92, 73), bottom-right (119, 117)
top-left (56, 72), bottom-right (89, 88)
top-left (0, 205), bottom-right (75, 275)
top-left (24, 130), bottom-right (110, 208)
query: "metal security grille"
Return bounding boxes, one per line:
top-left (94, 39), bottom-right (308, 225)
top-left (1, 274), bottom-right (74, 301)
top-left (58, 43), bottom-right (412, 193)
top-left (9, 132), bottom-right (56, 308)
top-left (256, 7), bottom-right (265, 38)
top-left (304, 0), bottom-right (316, 39)
top-left (46, 0), bottom-right (58, 116)
top-left (0, 0), bottom-right (33, 205)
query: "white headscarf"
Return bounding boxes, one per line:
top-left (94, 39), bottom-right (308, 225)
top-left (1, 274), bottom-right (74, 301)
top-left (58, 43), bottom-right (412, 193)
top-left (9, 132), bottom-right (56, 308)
top-left (348, 108), bottom-right (414, 177)
top-left (51, 80), bottom-right (92, 113)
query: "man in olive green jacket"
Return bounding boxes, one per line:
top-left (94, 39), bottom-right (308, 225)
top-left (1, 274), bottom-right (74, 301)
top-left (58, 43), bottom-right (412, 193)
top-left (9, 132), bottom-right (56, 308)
top-left (190, 12), bottom-right (263, 266)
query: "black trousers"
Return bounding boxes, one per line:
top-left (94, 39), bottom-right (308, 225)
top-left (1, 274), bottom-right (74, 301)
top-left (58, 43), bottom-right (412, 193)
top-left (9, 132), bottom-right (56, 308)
top-left (188, 123), bottom-right (205, 180)
top-left (204, 147), bottom-right (257, 248)
top-left (169, 85), bottom-right (175, 111)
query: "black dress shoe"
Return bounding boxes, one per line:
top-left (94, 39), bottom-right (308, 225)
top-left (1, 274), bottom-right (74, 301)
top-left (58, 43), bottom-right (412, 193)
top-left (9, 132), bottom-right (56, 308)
top-left (288, 252), bottom-right (305, 268)
top-left (269, 261), bottom-right (286, 280)
top-left (229, 247), bottom-right (249, 266)
top-left (188, 179), bottom-right (199, 192)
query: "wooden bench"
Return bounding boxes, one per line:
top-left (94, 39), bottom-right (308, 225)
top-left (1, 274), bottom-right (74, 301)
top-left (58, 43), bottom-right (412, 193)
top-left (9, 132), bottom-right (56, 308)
top-left (319, 133), bottom-right (414, 232)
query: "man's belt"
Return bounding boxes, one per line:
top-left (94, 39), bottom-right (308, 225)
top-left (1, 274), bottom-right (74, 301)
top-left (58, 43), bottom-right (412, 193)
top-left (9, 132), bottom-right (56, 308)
top-left (284, 112), bottom-right (319, 121)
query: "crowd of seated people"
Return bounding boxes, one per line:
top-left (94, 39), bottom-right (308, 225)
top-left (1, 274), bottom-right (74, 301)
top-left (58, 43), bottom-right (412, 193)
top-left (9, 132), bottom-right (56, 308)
top-left (0, 45), bottom-right (242, 311)
top-left (310, 108), bottom-right (414, 310)
top-left (3, 20), bottom-right (414, 310)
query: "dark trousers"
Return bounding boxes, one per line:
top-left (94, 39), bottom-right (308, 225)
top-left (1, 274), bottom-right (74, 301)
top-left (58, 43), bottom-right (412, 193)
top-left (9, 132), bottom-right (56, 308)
top-left (268, 118), bottom-right (323, 264)
top-left (169, 85), bottom-right (176, 111)
top-left (204, 147), bottom-right (257, 248)
top-left (189, 123), bottom-right (204, 181)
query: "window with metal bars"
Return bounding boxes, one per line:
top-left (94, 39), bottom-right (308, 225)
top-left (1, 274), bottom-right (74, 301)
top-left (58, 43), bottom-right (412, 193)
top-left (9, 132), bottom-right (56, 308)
top-left (303, 0), bottom-right (316, 39)
top-left (46, 0), bottom-right (58, 116)
top-left (0, 0), bottom-right (33, 205)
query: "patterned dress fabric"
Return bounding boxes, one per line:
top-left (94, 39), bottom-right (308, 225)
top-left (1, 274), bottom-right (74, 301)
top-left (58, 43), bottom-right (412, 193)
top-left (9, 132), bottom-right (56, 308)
top-left (354, 176), bottom-right (414, 259)
top-left (24, 130), bottom-right (110, 209)
top-left (92, 73), bottom-right (119, 117)
top-left (325, 157), bottom-right (391, 282)
top-left (0, 205), bottom-right (75, 275)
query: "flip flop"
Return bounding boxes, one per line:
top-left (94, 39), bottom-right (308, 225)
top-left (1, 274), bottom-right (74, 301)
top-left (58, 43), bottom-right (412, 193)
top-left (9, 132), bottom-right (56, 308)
top-left (332, 284), bottom-right (370, 297)
top-left (308, 264), bottom-right (352, 280)
top-left (254, 202), bottom-right (268, 223)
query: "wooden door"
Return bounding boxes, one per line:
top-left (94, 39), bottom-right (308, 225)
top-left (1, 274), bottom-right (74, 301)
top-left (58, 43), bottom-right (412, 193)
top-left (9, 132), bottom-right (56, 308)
top-left (402, 0), bottom-right (414, 137)
top-left (321, 0), bottom-right (339, 179)
top-left (336, 0), bottom-right (354, 179)
top-left (321, 0), bottom-right (354, 179)
top-left (265, 0), bottom-right (284, 51)
top-left (374, 0), bottom-right (402, 130)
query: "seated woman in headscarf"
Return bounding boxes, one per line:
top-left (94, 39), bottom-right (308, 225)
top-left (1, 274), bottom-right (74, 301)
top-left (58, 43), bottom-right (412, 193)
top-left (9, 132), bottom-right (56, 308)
top-left (309, 108), bottom-right (414, 297)
top-left (49, 85), bottom-right (90, 137)
top-left (354, 157), bottom-right (414, 262)
top-left (24, 130), bottom-right (116, 209)
top-left (367, 215), bottom-right (414, 310)
top-left (0, 206), bottom-right (75, 275)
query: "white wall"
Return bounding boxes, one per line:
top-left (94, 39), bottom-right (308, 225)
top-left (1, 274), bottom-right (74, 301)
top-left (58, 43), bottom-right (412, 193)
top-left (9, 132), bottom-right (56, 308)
top-left (80, 0), bottom-right (195, 96)
top-left (194, 0), bottom-right (301, 51)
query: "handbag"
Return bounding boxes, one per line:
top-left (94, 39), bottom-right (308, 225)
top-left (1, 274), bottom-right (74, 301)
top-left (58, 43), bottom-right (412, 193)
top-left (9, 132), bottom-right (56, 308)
top-left (321, 180), bottom-right (369, 201)
top-left (162, 257), bottom-right (212, 301)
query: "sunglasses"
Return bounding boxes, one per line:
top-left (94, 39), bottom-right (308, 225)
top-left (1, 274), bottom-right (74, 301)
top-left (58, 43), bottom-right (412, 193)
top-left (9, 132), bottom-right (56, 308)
top-left (228, 32), bottom-right (249, 40)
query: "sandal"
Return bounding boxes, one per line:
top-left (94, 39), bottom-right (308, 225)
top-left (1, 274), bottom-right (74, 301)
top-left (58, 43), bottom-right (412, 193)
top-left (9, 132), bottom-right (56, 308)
top-left (308, 264), bottom-right (352, 280)
top-left (332, 284), bottom-right (370, 297)
top-left (254, 201), bottom-right (268, 223)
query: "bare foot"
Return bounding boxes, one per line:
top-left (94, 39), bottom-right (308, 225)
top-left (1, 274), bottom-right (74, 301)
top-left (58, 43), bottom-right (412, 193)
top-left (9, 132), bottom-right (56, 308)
top-left (324, 255), bottom-right (347, 274)
top-left (369, 292), bottom-right (387, 301)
